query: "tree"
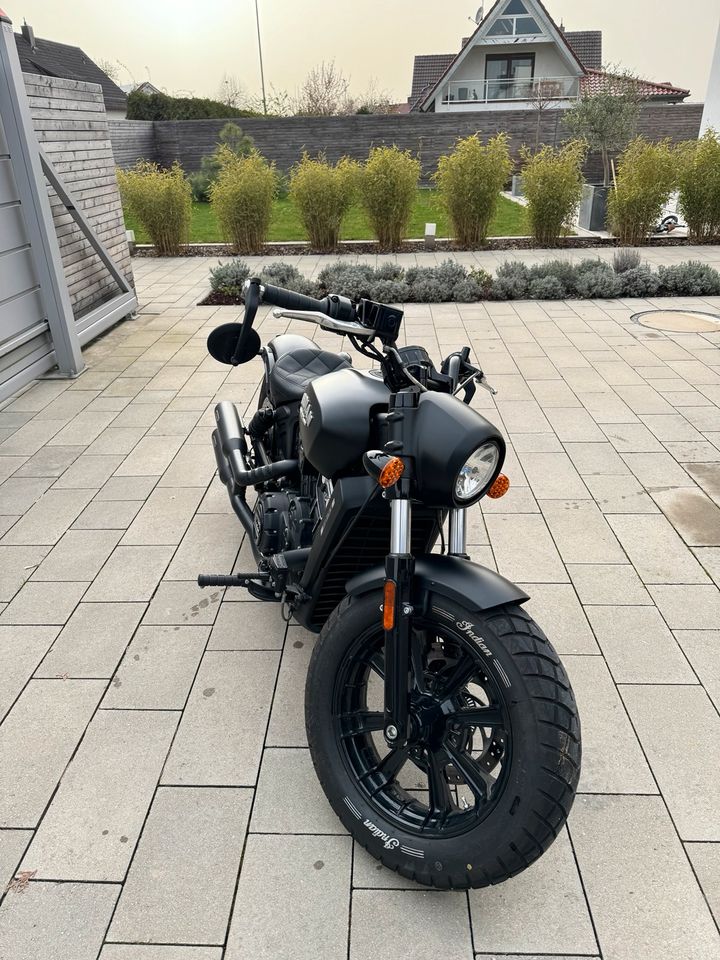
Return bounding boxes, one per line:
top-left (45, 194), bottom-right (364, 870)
top-left (96, 57), bottom-right (119, 82)
top-left (294, 61), bottom-right (352, 116)
top-left (217, 73), bottom-right (245, 109)
top-left (531, 79), bottom-right (562, 150)
top-left (189, 122), bottom-right (256, 202)
top-left (564, 70), bottom-right (642, 186)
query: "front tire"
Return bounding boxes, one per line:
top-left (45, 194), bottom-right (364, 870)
top-left (305, 593), bottom-right (580, 890)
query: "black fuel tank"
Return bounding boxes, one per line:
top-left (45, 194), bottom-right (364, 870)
top-left (299, 368), bottom-right (390, 477)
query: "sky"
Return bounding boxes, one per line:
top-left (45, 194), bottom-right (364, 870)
top-left (6, 0), bottom-right (719, 105)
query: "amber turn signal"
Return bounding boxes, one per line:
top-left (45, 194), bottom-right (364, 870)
top-left (383, 580), bottom-right (396, 630)
top-left (487, 474), bottom-right (510, 499)
top-left (378, 457), bottom-right (405, 489)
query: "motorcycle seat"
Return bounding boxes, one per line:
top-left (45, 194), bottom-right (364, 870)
top-left (268, 347), bottom-right (351, 405)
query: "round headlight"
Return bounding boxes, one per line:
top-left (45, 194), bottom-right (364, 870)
top-left (454, 442), bottom-right (500, 503)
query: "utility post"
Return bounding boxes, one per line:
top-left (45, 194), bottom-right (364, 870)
top-left (701, 16), bottom-right (720, 134)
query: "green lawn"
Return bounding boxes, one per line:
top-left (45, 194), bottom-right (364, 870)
top-left (124, 190), bottom-right (529, 245)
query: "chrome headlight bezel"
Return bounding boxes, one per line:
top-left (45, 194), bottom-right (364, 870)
top-left (453, 441), bottom-right (501, 506)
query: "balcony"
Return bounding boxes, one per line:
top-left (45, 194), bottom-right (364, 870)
top-left (443, 76), bottom-right (580, 105)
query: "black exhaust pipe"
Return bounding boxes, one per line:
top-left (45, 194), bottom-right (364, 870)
top-left (214, 402), bottom-right (297, 489)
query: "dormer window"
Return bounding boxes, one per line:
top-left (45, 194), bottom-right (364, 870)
top-left (487, 0), bottom-right (542, 36)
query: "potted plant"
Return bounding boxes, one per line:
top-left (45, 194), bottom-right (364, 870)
top-left (564, 72), bottom-right (642, 230)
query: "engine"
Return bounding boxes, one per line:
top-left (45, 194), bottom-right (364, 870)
top-left (253, 489), bottom-right (316, 556)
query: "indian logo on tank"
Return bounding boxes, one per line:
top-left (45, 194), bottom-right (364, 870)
top-left (299, 393), bottom-right (314, 427)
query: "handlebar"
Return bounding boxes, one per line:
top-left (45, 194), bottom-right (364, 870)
top-left (260, 284), bottom-right (338, 316)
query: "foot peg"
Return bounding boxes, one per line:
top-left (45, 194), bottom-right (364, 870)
top-left (197, 573), bottom-right (271, 588)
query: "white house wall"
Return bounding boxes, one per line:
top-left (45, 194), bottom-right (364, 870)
top-left (432, 41), bottom-right (575, 111)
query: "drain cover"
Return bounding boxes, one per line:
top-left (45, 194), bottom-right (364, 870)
top-left (633, 309), bottom-right (720, 333)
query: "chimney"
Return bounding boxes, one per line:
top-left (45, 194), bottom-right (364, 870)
top-left (21, 21), bottom-right (36, 50)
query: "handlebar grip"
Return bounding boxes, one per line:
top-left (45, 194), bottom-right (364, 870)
top-left (260, 284), bottom-right (328, 314)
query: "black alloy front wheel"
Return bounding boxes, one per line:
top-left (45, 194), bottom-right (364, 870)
top-left (305, 592), bottom-right (580, 889)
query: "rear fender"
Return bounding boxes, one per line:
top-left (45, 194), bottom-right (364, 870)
top-left (346, 554), bottom-right (529, 613)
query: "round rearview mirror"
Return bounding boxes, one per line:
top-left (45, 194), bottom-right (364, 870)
top-left (207, 323), bottom-right (261, 365)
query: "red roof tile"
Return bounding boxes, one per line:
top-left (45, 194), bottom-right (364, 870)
top-left (580, 69), bottom-right (690, 101)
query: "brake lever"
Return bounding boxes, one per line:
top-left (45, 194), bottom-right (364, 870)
top-left (271, 308), bottom-right (373, 339)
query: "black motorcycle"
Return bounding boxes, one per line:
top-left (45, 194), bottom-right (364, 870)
top-left (202, 278), bottom-right (580, 889)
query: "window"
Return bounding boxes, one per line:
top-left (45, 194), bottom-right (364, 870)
top-left (485, 53), bottom-right (535, 99)
top-left (487, 1), bottom-right (542, 37)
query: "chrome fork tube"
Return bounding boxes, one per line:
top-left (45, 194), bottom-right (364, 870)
top-left (448, 508), bottom-right (468, 556)
top-left (390, 499), bottom-right (411, 554)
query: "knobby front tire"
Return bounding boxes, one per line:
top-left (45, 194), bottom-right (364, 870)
top-left (305, 593), bottom-right (581, 890)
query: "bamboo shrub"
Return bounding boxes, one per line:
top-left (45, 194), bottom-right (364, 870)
top-left (676, 130), bottom-right (720, 243)
top-left (359, 146), bottom-right (421, 251)
top-left (289, 154), bottom-right (359, 251)
top-left (210, 146), bottom-right (279, 253)
top-left (520, 141), bottom-right (587, 246)
top-left (607, 138), bottom-right (676, 245)
top-left (434, 133), bottom-right (513, 247)
top-left (116, 161), bottom-right (191, 256)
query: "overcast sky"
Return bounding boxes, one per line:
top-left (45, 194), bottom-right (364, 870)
top-left (8, 0), bottom-right (719, 105)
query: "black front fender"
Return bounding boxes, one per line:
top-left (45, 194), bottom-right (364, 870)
top-left (346, 554), bottom-right (529, 613)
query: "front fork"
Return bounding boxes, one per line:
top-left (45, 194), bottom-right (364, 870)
top-left (382, 501), bottom-right (467, 746)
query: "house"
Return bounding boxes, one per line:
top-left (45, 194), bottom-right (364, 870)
top-left (409, 0), bottom-right (690, 112)
top-left (120, 81), bottom-right (163, 96)
top-left (14, 22), bottom-right (128, 118)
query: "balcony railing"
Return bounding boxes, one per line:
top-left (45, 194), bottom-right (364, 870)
top-left (443, 76), bottom-right (580, 104)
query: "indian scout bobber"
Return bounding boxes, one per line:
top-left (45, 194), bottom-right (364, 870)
top-left (201, 278), bottom-right (581, 889)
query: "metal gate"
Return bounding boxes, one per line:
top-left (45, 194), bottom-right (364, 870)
top-left (0, 9), bottom-right (137, 403)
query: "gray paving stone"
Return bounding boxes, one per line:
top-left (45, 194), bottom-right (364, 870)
top-left (486, 514), bottom-right (568, 583)
top-left (162, 651), bottom-right (278, 785)
top-left (0, 544), bottom-right (49, 601)
top-left (544, 406), bottom-right (606, 441)
top-left (32, 529), bottom-right (122, 581)
top-left (0, 476), bottom-right (52, 514)
top-left (164, 514), bottom-right (241, 579)
top-left (226, 835), bottom-right (351, 960)
top-left (108, 786), bottom-right (251, 945)
top-left (516, 451), bottom-right (591, 499)
top-left (84, 426), bottom-right (147, 456)
top-left (567, 563), bottom-right (652, 605)
top-left (0, 579), bottom-right (88, 625)
top-left (685, 843), bottom-right (720, 924)
top-left (121, 487), bottom-right (204, 546)
top-left (621, 685), bottom-right (720, 841)
top-left (584, 474), bottom-right (660, 513)
top-left (541, 499), bottom-right (626, 563)
top-left (608, 514), bottom-right (709, 584)
top-left (519, 583), bottom-right (599, 654)
top-left (570, 795), bottom-right (720, 960)
top-left (0, 625), bottom-right (59, 719)
top-left (649, 583), bottom-right (720, 629)
top-left (10, 444), bottom-right (83, 478)
top-left (0, 488), bottom-right (95, 545)
top-left (36, 602), bottom-right (145, 679)
top-left (101, 948), bottom-right (223, 960)
top-left (22, 710), bottom-right (178, 880)
top-left (0, 880), bottom-right (119, 960)
top-left (0, 679), bottom-right (104, 827)
top-left (53, 454), bottom-right (125, 490)
top-left (0, 458), bottom-right (25, 483)
top-left (158, 442), bottom-right (217, 487)
top-left (0, 829), bottom-right (32, 888)
top-left (103, 625), bottom-right (208, 709)
top-left (251, 748), bottom-right (345, 834)
top-left (96, 475), bottom-right (158, 501)
top-left (565, 655), bottom-right (655, 793)
top-left (73, 499), bottom-right (142, 530)
top-left (564, 441), bottom-right (630, 476)
top-left (351, 889), bottom-right (472, 960)
top-left (266, 626), bottom-right (316, 747)
top-left (0, 419), bottom-right (66, 456)
top-left (143, 580), bottom-right (223, 624)
top-left (470, 830), bottom-right (596, 956)
top-left (586, 605), bottom-right (696, 683)
top-left (674, 631), bottom-right (720, 709)
top-left (652, 487), bottom-right (720, 547)
top-left (602, 422), bottom-right (665, 453)
top-left (622, 451), bottom-right (695, 488)
top-left (48, 410), bottom-right (119, 447)
top-left (84, 546), bottom-right (173, 601)
top-left (114, 436), bottom-right (185, 476)
top-left (207, 601), bottom-right (287, 649)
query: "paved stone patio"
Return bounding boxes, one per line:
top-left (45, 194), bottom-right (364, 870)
top-left (0, 248), bottom-right (719, 960)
